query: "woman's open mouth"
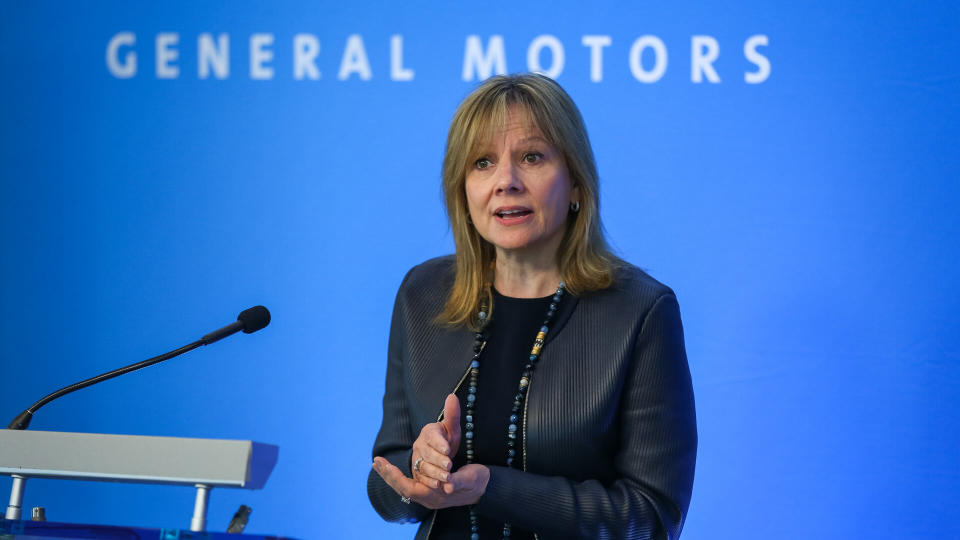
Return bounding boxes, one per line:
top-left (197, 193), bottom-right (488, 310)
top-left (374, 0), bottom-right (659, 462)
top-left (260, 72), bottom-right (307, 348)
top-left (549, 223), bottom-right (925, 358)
top-left (494, 207), bottom-right (533, 225)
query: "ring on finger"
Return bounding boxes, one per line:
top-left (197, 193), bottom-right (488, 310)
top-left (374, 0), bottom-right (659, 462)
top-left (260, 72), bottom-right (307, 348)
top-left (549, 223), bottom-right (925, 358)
top-left (413, 457), bottom-right (424, 473)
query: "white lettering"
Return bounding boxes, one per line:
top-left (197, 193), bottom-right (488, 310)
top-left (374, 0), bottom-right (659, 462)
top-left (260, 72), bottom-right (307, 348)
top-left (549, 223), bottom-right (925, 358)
top-left (103, 31), bottom-right (770, 84)
top-left (629, 35), bottom-right (667, 83)
top-left (339, 34), bottom-right (372, 80)
top-left (462, 35), bottom-right (506, 81)
top-left (106, 32), bottom-right (136, 79)
top-left (581, 35), bottom-right (611, 83)
top-left (198, 33), bottom-right (229, 79)
top-left (294, 33), bottom-right (321, 80)
top-left (390, 35), bottom-right (414, 81)
top-left (691, 35), bottom-right (720, 83)
top-left (527, 34), bottom-right (564, 79)
top-left (155, 33), bottom-right (179, 79)
top-left (250, 33), bottom-right (275, 80)
top-left (744, 34), bottom-right (770, 84)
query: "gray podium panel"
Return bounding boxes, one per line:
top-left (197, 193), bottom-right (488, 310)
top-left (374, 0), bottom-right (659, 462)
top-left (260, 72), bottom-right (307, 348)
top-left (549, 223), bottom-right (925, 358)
top-left (0, 430), bottom-right (278, 488)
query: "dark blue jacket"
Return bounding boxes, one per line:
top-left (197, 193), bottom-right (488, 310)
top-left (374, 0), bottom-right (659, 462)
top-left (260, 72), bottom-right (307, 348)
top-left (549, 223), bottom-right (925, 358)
top-left (368, 256), bottom-right (697, 539)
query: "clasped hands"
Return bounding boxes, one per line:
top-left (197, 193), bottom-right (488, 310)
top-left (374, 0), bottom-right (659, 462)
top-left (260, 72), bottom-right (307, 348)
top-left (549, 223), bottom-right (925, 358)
top-left (373, 394), bottom-right (490, 509)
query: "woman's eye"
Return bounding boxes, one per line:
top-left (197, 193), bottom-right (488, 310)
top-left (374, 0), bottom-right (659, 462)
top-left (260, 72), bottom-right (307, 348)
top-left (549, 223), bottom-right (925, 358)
top-left (475, 157), bottom-right (492, 169)
top-left (523, 152), bottom-right (543, 164)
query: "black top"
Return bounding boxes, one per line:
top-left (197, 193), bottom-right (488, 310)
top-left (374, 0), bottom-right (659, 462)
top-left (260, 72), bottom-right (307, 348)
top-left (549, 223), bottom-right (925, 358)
top-left (431, 289), bottom-right (554, 540)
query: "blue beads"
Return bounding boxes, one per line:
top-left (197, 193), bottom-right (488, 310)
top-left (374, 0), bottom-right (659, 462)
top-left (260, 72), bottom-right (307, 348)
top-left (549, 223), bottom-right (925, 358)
top-left (461, 281), bottom-right (562, 539)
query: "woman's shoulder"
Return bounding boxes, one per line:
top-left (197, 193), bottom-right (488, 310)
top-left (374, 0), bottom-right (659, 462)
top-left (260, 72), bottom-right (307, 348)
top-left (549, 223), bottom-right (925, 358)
top-left (585, 261), bottom-right (680, 313)
top-left (392, 255), bottom-right (456, 313)
top-left (399, 254), bottom-right (456, 291)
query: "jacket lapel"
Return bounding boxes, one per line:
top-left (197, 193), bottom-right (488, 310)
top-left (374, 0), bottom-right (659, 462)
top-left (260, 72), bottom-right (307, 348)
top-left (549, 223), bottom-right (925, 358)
top-left (545, 291), bottom-right (579, 345)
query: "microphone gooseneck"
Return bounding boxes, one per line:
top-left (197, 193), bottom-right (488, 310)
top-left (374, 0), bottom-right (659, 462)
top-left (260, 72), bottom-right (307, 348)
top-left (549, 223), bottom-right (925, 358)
top-left (6, 306), bottom-right (271, 430)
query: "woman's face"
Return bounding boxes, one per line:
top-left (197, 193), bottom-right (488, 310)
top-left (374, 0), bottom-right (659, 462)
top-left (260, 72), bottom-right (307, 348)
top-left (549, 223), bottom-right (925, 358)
top-left (465, 106), bottom-right (579, 262)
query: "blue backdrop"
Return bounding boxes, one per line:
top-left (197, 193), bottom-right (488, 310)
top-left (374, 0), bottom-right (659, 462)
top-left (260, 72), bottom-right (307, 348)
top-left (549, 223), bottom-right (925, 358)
top-left (1, 1), bottom-right (958, 538)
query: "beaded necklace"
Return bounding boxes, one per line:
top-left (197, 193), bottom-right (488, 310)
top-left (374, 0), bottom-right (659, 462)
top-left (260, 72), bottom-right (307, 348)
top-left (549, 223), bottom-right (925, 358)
top-left (464, 281), bottom-right (566, 540)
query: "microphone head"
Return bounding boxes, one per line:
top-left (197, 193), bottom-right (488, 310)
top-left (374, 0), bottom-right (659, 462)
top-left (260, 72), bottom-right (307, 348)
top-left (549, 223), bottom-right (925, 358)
top-left (238, 305), bottom-right (271, 334)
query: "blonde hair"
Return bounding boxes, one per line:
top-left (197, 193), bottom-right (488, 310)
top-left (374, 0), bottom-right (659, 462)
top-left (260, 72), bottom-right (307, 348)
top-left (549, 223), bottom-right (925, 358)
top-left (439, 73), bottom-right (620, 329)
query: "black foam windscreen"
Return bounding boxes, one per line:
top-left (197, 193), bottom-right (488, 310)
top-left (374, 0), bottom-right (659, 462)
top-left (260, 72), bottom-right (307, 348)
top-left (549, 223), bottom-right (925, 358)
top-left (238, 305), bottom-right (271, 333)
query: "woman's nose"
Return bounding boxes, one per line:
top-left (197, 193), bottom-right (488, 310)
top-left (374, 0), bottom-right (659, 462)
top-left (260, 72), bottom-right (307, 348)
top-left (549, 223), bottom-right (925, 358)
top-left (494, 161), bottom-right (523, 194)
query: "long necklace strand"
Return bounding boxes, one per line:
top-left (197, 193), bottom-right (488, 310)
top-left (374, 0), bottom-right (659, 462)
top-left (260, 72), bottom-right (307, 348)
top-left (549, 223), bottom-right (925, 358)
top-left (465, 281), bottom-right (566, 540)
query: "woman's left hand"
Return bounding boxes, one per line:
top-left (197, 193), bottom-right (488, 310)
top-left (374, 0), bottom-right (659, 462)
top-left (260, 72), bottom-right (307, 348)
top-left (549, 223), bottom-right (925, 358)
top-left (372, 457), bottom-right (490, 510)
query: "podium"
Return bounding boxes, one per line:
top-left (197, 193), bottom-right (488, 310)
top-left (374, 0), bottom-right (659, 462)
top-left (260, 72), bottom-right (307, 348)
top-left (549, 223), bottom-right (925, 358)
top-left (0, 520), bottom-right (295, 539)
top-left (0, 430), bottom-right (279, 534)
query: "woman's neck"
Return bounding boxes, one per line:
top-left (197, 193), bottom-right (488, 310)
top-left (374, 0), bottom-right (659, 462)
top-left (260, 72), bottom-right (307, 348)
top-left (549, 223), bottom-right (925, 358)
top-left (493, 249), bottom-right (562, 298)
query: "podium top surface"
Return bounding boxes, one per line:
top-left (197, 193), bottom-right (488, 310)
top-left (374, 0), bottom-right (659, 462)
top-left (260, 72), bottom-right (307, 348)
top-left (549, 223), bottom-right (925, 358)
top-left (0, 430), bottom-right (278, 489)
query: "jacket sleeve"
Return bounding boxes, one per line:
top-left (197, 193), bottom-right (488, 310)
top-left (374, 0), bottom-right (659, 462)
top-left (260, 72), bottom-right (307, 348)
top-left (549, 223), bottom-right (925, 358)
top-left (366, 270), bottom-right (433, 524)
top-left (474, 293), bottom-right (698, 540)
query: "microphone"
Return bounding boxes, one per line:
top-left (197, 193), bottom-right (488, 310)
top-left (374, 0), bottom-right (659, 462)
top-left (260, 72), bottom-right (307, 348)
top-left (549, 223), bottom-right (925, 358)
top-left (201, 306), bottom-right (271, 345)
top-left (6, 306), bottom-right (271, 430)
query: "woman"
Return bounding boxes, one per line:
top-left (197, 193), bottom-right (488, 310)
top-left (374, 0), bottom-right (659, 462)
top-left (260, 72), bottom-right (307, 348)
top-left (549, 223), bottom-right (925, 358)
top-left (368, 73), bottom-right (697, 540)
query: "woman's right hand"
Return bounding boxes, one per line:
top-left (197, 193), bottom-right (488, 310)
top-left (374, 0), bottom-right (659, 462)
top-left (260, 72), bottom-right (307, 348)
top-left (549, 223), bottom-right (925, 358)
top-left (410, 393), bottom-right (461, 489)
